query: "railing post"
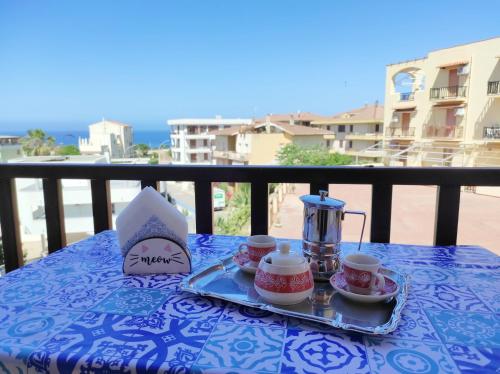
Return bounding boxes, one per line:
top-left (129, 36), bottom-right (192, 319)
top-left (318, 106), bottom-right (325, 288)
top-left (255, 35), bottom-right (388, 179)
top-left (370, 184), bottom-right (393, 243)
top-left (91, 179), bottom-right (112, 233)
top-left (251, 181), bottom-right (268, 235)
top-left (434, 185), bottom-right (461, 246)
top-left (0, 178), bottom-right (23, 272)
top-left (42, 178), bottom-right (66, 253)
top-left (194, 181), bottom-right (213, 234)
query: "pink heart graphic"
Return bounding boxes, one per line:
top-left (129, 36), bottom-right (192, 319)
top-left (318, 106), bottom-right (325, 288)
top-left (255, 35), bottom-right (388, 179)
top-left (141, 245), bottom-right (149, 253)
top-left (164, 244), bottom-right (172, 253)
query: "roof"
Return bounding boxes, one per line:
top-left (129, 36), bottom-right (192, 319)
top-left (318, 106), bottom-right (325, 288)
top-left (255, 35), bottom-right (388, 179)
top-left (209, 126), bottom-right (245, 136)
top-left (90, 119), bottom-right (131, 128)
top-left (254, 122), bottom-right (335, 136)
top-left (8, 155), bottom-right (107, 164)
top-left (168, 118), bottom-right (252, 126)
top-left (210, 122), bottom-right (335, 137)
top-left (387, 36), bottom-right (500, 66)
top-left (0, 135), bottom-right (20, 139)
top-left (311, 104), bottom-right (384, 125)
top-left (254, 112), bottom-right (327, 124)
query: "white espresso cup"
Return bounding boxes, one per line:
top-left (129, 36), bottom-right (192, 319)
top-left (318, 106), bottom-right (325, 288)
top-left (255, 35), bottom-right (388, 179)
top-left (238, 235), bottom-right (276, 264)
top-left (342, 253), bottom-right (385, 295)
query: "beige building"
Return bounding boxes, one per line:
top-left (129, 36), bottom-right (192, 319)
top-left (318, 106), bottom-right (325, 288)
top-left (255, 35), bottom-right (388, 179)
top-left (383, 37), bottom-right (500, 166)
top-left (0, 135), bottom-right (22, 162)
top-left (212, 118), bottom-right (335, 165)
top-left (79, 119), bottom-right (134, 158)
top-left (311, 103), bottom-right (384, 162)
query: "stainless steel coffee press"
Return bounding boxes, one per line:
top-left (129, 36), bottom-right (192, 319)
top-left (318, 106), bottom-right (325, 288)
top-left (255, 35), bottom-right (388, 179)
top-left (300, 190), bottom-right (366, 281)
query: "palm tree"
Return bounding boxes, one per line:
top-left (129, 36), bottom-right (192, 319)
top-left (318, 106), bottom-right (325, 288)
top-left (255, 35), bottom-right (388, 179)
top-left (21, 129), bottom-right (56, 156)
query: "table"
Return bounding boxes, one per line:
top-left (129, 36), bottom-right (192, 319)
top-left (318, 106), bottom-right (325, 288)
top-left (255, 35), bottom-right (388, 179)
top-left (0, 231), bottom-right (498, 373)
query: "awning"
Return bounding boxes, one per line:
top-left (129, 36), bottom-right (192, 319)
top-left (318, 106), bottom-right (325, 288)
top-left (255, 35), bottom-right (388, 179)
top-left (394, 107), bottom-right (416, 112)
top-left (437, 60), bottom-right (469, 69)
top-left (433, 102), bottom-right (466, 109)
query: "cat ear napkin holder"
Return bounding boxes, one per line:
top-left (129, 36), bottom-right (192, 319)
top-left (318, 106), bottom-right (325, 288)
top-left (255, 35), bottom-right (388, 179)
top-left (116, 187), bottom-right (191, 275)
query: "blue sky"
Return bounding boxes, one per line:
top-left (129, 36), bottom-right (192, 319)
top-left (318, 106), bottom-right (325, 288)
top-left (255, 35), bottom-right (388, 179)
top-left (0, 0), bottom-right (499, 131)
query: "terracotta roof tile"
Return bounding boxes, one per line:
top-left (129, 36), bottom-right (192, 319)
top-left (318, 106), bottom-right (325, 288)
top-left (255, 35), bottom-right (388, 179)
top-left (312, 104), bottom-right (384, 125)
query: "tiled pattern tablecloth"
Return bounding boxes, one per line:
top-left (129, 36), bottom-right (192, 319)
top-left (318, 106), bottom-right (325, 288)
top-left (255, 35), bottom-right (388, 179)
top-left (0, 231), bottom-right (498, 373)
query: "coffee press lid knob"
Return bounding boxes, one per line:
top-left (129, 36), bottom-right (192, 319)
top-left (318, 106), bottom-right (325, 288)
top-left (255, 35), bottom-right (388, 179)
top-left (279, 242), bottom-right (291, 254)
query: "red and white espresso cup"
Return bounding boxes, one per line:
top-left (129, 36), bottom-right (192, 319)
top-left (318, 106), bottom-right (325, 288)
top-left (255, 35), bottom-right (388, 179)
top-left (239, 235), bottom-right (276, 264)
top-left (342, 253), bottom-right (385, 295)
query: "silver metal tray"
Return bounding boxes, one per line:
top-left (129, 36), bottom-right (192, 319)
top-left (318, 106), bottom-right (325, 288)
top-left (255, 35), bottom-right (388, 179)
top-left (180, 254), bottom-right (409, 335)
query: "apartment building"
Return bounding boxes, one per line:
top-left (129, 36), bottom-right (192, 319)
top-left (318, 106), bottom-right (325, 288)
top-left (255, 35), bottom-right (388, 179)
top-left (79, 119), bottom-right (134, 158)
top-left (168, 116), bottom-right (252, 164)
top-left (311, 103), bottom-right (384, 162)
top-left (383, 37), bottom-right (500, 166)
top-left (0, 135), bottom-right (22, 162)
top-left (212, 118), bottom-right (335, 165)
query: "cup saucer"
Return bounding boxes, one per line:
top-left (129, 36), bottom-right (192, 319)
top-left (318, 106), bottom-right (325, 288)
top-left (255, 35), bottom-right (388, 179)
top-left (330, 271), bottom-right (399, 303)
top-left (233, 251), bottom-right (258, 274)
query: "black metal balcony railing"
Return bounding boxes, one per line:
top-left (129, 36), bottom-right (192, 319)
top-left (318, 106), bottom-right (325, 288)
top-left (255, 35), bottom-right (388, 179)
top-left (484, 126), bottom-right (500, 139)
top-left (429, 85), bottom-right (467, 100)
top-left (487, 81), bottom-right (500, 95)
top-left (385, 127), bottom-right (416, 137)
top-left (399, 92), bottom-right (415, 101)
top-left (1, 164), bottom-right (500, 273)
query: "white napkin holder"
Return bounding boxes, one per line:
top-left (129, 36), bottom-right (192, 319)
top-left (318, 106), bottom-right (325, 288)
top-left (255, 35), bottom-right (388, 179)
top-left (116, 187), bottom-right (191, 275)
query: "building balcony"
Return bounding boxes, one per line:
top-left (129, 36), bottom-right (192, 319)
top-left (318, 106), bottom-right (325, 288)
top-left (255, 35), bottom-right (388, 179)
top-left (423, 125), bottom-right (463, 140)
top-left (429, 85), bottom-right (467, 100)
top-left (185, 147), bottom-right (213, 153)
top-left (483, 126), bottom-right (500, 141)
top-left (385, 127), bottom-right (416, 138)
top-left (185, 133), bottom-right (213, 140)
top-left (345, 132), bottom-right (383, 141)
top-left (213, 150), bottom-right (249, 162)
top-left (1, 163), bottom-right (499, 276)
top-left (344, 149), bottom-right (384, 158)
top-left (487, 81), bottom-right (500, 96)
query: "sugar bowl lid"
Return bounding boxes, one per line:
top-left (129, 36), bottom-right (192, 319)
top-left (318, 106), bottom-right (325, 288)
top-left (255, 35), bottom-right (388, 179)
top-left (300, 190), bottom-right (345, 210)
top-left (264, 242), bottom-right (304, 267)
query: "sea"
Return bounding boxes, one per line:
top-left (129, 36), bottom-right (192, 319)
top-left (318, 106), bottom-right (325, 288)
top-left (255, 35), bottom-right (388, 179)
top-left (5, 128), bottom-right (171, 148)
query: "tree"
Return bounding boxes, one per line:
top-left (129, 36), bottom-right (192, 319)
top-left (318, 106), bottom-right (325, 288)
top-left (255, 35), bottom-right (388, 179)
top-left (215, 183), bottom-right (251, 235)
top-left (277, 143), bottom-right (353, 166)
top-left (135, 144), bottom-right (150, 157)
top-left (21, 129), bottom-right (56, 156)
top-left (56, 145), bottom-right (80, 155)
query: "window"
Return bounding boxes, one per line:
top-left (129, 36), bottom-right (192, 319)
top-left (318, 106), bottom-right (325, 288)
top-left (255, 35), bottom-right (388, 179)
top-left (326, 140), bottom-right (331, 148)
top-left (203, 139), bottom-right (208, 147)
top-left (349, 125), bottom-right (353, 132)
top-left (349, 141), bottom-right (353, 148)
top-left (375, 124), bottom-right (380, 133)
top-left (204, 153), bottom-right (209, 161)
top-left (190, 154), bottom-right (196, 162)
top-left (338, 125), bottom-right (345, 133)
top-left (190, 139), bottom-right (196, 147)
top-left (339, 140), bottom-right (344, 148)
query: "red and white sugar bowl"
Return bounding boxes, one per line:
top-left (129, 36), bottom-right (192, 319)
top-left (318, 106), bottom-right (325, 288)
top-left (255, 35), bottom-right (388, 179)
top-left (254, 242), bottom-right (314, 305)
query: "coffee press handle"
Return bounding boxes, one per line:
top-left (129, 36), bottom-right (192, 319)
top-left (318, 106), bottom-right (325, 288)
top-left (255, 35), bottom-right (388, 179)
top-left (343, 210), bottom-right (366, 251)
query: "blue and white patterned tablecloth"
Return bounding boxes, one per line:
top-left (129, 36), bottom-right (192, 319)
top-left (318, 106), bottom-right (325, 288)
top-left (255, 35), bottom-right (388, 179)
top-left (0, 231), bottom-right (498, 373)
